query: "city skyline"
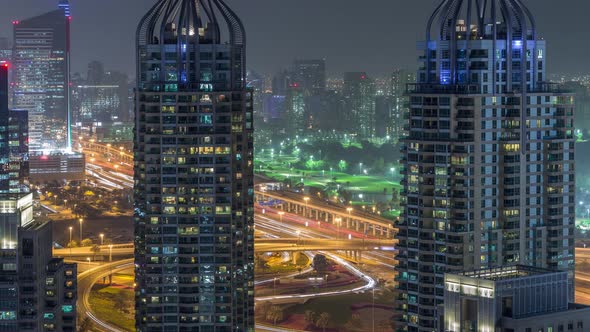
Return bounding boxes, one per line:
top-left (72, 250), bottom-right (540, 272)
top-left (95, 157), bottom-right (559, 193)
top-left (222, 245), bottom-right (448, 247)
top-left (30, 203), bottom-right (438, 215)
top-left (1, 0), bottom-right (590, 331)
top-left (1, 0), bottom-right (590, 77)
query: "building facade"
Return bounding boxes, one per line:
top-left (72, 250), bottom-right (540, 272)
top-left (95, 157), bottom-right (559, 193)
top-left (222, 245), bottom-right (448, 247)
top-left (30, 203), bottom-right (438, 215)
top-left (444, 266), bottom-right (590, 332)
top-left (396, 1), bottom-right (575, 331)
top-left (12, 0), bottom-right (71, 152)
top-left (389, 69), bottom-right (415, 141)
top-left (343, 72), bottom-right (376, 138)
top-left (291, 59), bottom-right (326, 96)
top-left (134, 0), bottom-right (254, 331)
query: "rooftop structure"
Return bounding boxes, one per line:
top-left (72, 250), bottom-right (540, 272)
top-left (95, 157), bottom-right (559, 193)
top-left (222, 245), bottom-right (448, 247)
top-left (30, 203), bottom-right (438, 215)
top-left (444, 266), bottom-right (589, 332)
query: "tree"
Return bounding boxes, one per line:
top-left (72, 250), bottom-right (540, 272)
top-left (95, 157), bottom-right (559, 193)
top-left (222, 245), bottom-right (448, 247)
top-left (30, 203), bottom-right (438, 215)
top-left (372, 157), bottom-right (385, 173)
top-left (78, 317), bottom-right (93, 331)
top-left (347, 313), bottom-right (362, 330)
top-left (338, 160), bottom-right (347, 172)
top-left (316, 312), bottom-right (331, 332)
top-left (265, 305), bottom-right (284, 325)
top-left (114, 291), bottom-right (132, 314)
top-left (255, 254), bottom-right (269, 272)
top-left (67, 240), bottom-right (78, 248)
top-left (90, 244), bottom-right (101, 259)
top-left (81, 238), bottom-right (93, 247)
top-left (304, 310), bottom-right (316, 326)
top-left (257, 301), bottom-right (271, 317)
top-left (312, 254), bottom-right (329, 273)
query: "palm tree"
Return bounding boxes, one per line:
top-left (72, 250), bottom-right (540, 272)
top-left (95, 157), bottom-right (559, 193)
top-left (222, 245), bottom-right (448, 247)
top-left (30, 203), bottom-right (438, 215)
top-left (257, 301), bottom-right (271, 318)
top-left (266, 305), bottom-right (284, 325)
top-left (304, 310), bottom-right (316, 326)
top-left (316, 312), bottom-right (331, 332)
top-left (90, 244), bottom-right (101, 260)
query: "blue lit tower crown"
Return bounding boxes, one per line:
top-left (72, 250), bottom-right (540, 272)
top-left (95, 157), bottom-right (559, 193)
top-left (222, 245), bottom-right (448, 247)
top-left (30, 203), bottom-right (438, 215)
top-left (397, 1), bottom-right (575, 331)
top-left (421, 0), bottom-right (542, 92)
top-left (134, 0), bottom-right (254, 331)
top-left (136, 0), bottom-right (246, 90)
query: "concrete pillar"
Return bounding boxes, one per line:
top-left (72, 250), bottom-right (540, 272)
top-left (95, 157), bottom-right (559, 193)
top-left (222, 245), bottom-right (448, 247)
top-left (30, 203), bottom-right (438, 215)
top-left (372, 225), bottom-right (377, 236)
top-left (292, 251), bottom-right (300, 265)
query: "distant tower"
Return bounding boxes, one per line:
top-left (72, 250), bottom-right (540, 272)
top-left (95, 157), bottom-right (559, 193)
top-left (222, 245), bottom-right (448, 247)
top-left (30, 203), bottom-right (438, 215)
top-left (12, 0), bottom-right (72, 151)
top-left (396, 1), bottom-right (575, 331)
top-left (134, 0), bottom-right (254, 331)
top-left (0, 60), bottom-right (76, 332)
top-left (343, 72), bottom-right (376, 138)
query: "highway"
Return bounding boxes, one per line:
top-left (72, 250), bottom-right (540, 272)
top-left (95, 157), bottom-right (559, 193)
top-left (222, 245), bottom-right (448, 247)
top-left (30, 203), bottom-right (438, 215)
top-left (54, 238), bottom-right (394, 258)
top-left (77, 259), bottom-right (134, 332)
top-left (255, 228), bottom-right (376, 303)
top-left (256, 212), bottom-right (398, 269)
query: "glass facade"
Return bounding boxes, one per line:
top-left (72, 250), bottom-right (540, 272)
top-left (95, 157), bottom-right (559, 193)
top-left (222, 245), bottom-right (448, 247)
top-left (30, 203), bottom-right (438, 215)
top-left (396, 1), bottom-right (575, 331)
top-left (12, 3), bottom-right (71, 151)
top-left (134, 1), bottom-right (254, 331)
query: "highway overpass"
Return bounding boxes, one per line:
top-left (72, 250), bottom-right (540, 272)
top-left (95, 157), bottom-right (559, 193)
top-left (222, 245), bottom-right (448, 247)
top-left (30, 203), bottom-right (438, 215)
top-left (255, 189), bottom-right (397, 239)
top-left (54, 238), bottom-right (396, 258)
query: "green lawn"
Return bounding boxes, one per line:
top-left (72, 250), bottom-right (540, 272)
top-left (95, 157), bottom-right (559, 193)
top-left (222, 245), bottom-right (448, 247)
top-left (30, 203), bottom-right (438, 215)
top-left (287, 291), bottom-right (393, 326)
top-left (88, 274), bottom-right (135, 331)
top-left (256, 158), bottom-right (400, 196)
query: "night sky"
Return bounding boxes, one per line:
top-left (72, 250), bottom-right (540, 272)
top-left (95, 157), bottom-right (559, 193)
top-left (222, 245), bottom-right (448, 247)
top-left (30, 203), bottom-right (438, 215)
top-left (1, 0), bottom-right (587, 78)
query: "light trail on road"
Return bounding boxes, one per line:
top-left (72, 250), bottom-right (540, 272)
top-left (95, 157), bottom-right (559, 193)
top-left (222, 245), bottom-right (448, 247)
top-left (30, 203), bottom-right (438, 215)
top-left (78, 259), bottom-right (134, 332)
top-left (256, 214), bottom-right (396, 268)
top-left (254, 219), bottom-right (377, 302)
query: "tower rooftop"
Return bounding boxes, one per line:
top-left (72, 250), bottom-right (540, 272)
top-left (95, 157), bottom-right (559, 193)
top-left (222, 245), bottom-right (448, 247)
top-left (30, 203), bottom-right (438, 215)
top-left (137, 0), bottom-right (245, 47)
top-left (427, 0), bottom-right (536, 42)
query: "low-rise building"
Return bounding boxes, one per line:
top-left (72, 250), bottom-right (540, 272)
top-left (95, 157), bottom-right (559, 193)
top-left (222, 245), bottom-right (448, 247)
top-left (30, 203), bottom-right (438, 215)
top-left (444, 266), bottom-right (590, 332)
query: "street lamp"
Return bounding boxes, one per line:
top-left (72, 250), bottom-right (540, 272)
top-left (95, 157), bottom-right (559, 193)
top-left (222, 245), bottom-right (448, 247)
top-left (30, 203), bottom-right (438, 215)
top-left (78, 218), bottom-right (84, 243)
top-left (346, 207), bottom-right (353, 239)
top-left (100, 233), bottom-right (104, 246)
top-left (68, 227), bottom-right (73, 255)
top-left (359, 163), bottom-right (363, 175)
top-left (86, 257), bottom-right (91, 265)
top-left (335, 217), bottom-right (342, 239)
top-left (109, 244), bottom-right (113, 262)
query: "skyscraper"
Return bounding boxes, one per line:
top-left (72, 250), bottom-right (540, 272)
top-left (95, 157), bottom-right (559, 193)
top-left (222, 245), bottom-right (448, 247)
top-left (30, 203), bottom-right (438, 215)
top-left (389, 69), bottom-right (415, 141)
top-left (0, 55), bottom-right (76, 332)
top-left (0, 38), bottom-right (11, 63)
top-left (343, 72), bottom-right (376, 138)
top-left (0, 63), bottom-right (29, 194)
top-left (12, 0), bottom-right (71, 152)
top-left (134, 0), bottom-right (254, 331)
top-left (291, 59), bottom-right (326, 96)
top-left (396, 1), bottom-right (575, 331)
